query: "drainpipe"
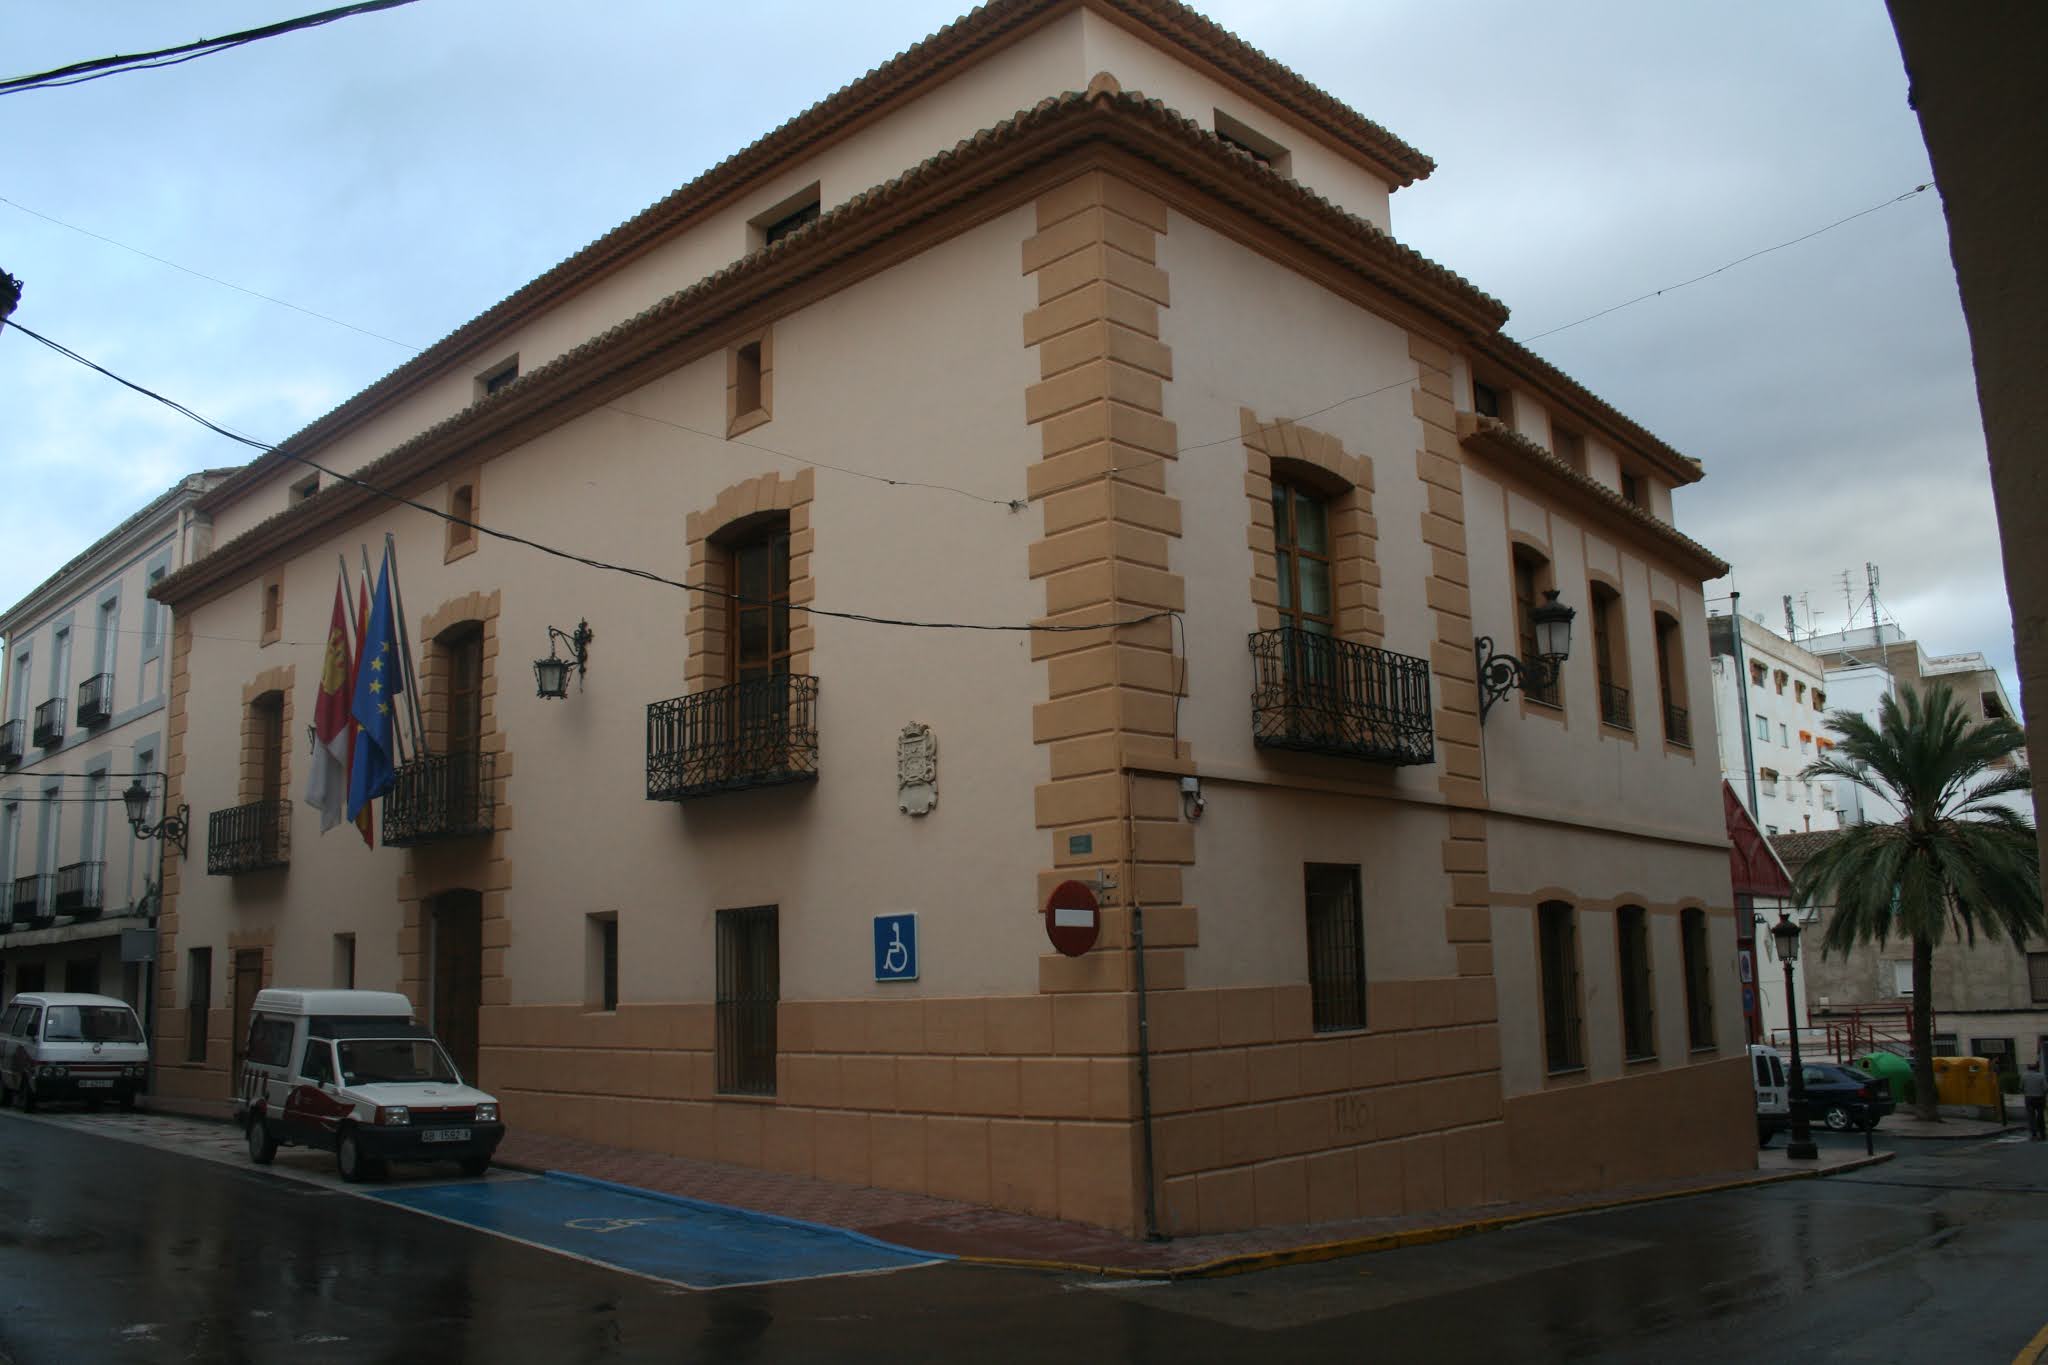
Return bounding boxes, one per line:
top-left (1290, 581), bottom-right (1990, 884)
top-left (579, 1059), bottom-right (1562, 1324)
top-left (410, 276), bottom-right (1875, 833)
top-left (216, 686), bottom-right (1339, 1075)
top-left (1124, 771), bottom-right (1163, 1242)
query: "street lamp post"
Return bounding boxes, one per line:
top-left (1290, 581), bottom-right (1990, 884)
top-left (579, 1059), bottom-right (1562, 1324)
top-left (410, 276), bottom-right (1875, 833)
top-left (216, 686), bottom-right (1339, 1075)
top-left (1771, 911), bottom-right (1819, 1160)
top-left (122, 775), bottom-right (188, 1098)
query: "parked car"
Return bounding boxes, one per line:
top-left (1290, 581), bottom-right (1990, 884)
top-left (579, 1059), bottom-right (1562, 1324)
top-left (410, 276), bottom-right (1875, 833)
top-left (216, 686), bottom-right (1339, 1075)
top-left (234, 988), bottom-right (504, 1182)
top-left (1751, 1044), bottom-right (1790, 1147)
top-left (1796, 1063), bottom-right (1895, 1131)
top-left (0, 992), bottom-right (151, 1112)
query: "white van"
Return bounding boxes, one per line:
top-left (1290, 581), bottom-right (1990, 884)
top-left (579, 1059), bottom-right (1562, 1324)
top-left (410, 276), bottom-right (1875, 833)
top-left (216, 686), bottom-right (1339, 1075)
top-left (0, 993), bottom-right (151, 1112)
top-left (235, 988), bottom-right (504, 1182)
top-left (1751, 1043), bottom-right (1791, 1147)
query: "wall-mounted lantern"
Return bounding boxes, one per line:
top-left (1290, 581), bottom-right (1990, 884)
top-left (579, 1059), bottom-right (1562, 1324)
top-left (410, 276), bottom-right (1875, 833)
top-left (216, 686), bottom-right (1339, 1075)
top-left (1474, 590), bottom-right (1576, 722)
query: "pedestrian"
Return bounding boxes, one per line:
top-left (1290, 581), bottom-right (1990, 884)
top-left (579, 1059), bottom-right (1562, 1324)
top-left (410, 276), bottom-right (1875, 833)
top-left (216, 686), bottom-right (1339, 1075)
top-left (2024, 1063), bottom-right (2047, 1142)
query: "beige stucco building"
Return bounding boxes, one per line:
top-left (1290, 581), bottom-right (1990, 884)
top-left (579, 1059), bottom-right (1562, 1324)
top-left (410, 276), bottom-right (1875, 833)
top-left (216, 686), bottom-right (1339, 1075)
top-left (148, 0), bottom-right (1753, 1236)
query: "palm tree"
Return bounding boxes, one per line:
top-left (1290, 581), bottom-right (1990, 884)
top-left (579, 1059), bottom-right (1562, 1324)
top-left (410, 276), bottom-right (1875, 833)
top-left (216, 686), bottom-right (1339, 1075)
top-left (1795, 682), bottom-right (2040, 1120)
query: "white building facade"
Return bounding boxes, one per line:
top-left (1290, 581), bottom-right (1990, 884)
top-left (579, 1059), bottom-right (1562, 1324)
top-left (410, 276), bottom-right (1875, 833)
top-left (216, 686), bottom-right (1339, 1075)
top-left (0, 472), bottom-right (229, 1011)
top-left (1708, 612), bottom-right (1839, 837)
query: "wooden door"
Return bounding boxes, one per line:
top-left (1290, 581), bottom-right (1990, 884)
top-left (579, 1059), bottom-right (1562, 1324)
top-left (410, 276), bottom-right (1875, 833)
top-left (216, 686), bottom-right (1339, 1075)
top-left (432, 891), bottom-right (482, 1083)
top-left (230, 950), bottom-right (263, 1082)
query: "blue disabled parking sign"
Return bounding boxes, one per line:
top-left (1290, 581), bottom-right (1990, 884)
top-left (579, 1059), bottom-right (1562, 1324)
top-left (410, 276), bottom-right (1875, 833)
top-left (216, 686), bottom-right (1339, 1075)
top-left (873, 913), bottom-right (918, 982)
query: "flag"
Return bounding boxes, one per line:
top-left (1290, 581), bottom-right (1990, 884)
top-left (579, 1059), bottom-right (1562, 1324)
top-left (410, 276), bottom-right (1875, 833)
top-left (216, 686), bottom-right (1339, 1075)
top-left (305, 574), bottom-right (353, 831)
top-left (347, 548), bottom-right (404, 821)
top-left (352, 569), bottom-right (374, 846)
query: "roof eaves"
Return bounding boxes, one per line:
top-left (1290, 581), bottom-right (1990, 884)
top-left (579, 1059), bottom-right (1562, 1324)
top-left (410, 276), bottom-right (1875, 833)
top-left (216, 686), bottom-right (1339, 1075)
top-left (1458, 414), bottom-right (1729, 580)
top-left (1476, 333), bottom-right (1705, 486)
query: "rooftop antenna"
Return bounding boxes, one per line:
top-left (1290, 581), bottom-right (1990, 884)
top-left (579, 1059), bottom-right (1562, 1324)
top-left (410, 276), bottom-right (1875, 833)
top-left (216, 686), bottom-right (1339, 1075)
top-left (1868, 562), bottom-right (1892, 696)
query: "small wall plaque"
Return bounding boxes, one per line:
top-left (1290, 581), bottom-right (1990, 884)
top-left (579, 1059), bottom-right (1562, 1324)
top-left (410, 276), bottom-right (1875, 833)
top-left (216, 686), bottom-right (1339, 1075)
top-left (1067, 833), bottom-right (1093, 856)
top-left (897, 722), bottom-right (937, 816)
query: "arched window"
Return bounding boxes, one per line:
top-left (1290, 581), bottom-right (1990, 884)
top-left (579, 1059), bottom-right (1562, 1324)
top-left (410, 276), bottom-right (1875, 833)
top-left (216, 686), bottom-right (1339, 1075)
top-left (1654, 611), bottom-right (1689, 746)
top-left (1590, 580), bottom-right (1630, 729)
top-left (1616, 905), bottom-right (1655, 1061)
top-left (1538, 901), bottom-right (1583, 1073)
top-left (1514, 547), bottom-right (1559, 708)
top-left (1680, 907), bottom-right (1715, 1050)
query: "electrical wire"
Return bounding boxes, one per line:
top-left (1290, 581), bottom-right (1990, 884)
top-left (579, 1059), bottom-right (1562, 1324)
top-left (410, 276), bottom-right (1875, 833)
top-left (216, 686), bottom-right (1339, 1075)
top-left (0, 1), bottom-right (420, 96)
top-left (7, 319), bottom-right (1173, 637)
top-left (1519, 184), bottom-right (1935, 343)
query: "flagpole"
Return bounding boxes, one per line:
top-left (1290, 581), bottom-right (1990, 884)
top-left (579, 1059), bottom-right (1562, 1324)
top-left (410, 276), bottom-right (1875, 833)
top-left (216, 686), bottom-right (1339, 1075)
top-left (384, 532), bottom-right (430, 760)
top-left (361, 544), bottom-right (410, 767)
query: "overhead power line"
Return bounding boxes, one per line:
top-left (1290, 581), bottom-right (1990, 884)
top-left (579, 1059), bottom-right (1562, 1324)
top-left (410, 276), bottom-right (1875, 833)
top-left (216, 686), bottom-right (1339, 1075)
top-left (6, 319), bottom-right (1172, 638)
top-left (0, 1), bottom-right (421, 96)
top-left (1519, 183), bottom-right (1936, 343)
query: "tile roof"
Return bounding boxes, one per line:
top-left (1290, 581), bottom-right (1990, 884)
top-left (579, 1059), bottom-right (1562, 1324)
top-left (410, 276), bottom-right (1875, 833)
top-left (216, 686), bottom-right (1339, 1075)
top-left (1767, 828), bottom-right (1846, 866)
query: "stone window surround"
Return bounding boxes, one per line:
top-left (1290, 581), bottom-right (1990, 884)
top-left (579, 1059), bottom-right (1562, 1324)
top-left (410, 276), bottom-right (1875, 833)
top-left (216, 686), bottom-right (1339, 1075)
top-left (683, 470), bottom-right (816, 694)
top-left (1241, 410), bottom-right (1380, 645)
top-left (237, 666), bottom-right (295, 806)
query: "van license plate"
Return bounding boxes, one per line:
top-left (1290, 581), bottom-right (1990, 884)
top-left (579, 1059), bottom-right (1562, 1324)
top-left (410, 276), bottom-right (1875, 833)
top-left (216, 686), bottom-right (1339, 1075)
top-left (78, 1080), bottom-right (113, 1089)
top-left (422, 1127), bottom-right (471, 1144)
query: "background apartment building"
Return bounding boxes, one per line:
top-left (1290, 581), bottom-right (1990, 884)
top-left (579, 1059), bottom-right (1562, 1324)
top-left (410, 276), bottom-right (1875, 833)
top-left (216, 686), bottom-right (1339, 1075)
top-left (1708, 612), bottom-right (1841, 836)
top-left (147, 0), bottom-right (1752, 1236)
top-left (0, 471), bottom-right (229, 1010)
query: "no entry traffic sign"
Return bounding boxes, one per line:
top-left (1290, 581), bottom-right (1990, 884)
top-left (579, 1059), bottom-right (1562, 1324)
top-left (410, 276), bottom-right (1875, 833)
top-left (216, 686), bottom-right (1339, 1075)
top-left (1044, 879), bottom-right (1100, 957)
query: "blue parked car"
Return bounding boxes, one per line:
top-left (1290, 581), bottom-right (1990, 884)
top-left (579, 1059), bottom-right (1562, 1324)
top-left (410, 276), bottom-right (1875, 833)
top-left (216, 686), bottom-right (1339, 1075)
top-left (1797, 1063), bottom-right (1896, 1131)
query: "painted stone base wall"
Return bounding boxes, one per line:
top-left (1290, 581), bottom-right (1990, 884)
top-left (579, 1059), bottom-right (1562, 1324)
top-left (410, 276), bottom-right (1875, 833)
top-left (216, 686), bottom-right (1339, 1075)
top-left (1149, 977), bottom-right (1506, 1235)
top-left (481, 993), bottom-right (1145, 1232)
top-left (1501, 1055), bottom-right (1754, 1201)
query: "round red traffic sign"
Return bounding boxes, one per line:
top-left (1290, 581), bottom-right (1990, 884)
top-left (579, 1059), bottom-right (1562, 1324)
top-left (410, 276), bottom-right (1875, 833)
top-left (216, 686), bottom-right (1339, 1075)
top-left (1044, 879), bottom-right (1100, 957)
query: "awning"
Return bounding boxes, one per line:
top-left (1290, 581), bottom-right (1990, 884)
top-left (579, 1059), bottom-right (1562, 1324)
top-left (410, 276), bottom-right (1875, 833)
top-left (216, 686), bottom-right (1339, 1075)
top-left (1724, 780), bottom-right (1794, 898)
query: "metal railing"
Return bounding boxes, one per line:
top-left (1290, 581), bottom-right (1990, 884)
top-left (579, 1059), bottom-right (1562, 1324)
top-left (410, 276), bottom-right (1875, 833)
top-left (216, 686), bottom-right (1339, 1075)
top-left (12, 873), bottom-right (53, 928)
top-left (382, 752), bottom-right (495, 846)
top-left (0, 719), bottom-right (21, 767)
top-left (77, 672), bottom-right (114, 727)
top-left (1663, 701), bottom-right (1692, 747)
top-left (207, 800), bottom-right (292, 875)
top-left (648, 675), bottom-right (821, 802)
top-left (1598, 681), bottom-right (1632, 730)
top-left (1248, 628), bottom-right (1434, 766)
top-left (54, 861), bottom-right (104, 918)
top-left (32, 697), bottom-right (64, 748)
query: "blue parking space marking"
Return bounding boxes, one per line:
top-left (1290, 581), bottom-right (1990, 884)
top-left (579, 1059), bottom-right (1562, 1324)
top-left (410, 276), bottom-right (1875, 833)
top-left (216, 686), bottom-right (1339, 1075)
top-left (365, 1170), bottom-right (948, 1289)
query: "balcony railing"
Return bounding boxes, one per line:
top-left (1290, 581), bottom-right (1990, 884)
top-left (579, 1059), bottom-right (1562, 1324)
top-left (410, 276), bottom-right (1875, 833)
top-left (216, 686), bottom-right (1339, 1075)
top-left (382, 751), bottom-right (495, 847)
top-left (1599, 681), bottom-right (1633, 730)
top-left (77, 672), bottom-right (114, 728)
top-left (1248, 628), bottom-right (1434, 766)
top-left (208, 800), bottom-right (291, 875)
top-left (1664, 701), bottom-right (1692, 748)
top-left (0, 719), bottom-right (21, 767)
top-left (54, 861), bottom-right (104, 918)
top-left (12, 873), bottom-right (53, 928)
top-left (648, 675), bottom-right (821, 802)
top-left (32, 697), bottom-right (65, 748)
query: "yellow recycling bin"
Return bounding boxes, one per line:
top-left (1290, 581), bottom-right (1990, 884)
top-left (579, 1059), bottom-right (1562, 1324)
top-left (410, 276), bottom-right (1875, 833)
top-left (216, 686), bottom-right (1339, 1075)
top-left (1930, 1056), bottom-right (2002, 1108)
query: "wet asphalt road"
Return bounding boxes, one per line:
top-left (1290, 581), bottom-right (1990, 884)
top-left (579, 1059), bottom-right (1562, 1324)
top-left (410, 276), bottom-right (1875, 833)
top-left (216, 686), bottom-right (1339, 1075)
top-left (0, 1109), bottom-right (2044, 1364)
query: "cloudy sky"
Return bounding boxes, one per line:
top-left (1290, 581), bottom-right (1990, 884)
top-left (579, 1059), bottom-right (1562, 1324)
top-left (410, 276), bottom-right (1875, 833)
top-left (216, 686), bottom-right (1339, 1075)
top-left (0, 2), bottom-right (2008, 695)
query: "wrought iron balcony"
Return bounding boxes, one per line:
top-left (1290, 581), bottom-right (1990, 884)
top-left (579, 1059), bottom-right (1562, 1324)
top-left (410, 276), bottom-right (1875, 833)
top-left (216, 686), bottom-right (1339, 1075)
top-left (0, 719), bottom-right (21, 767)
top-left (12, 873), bottom-right (52, 928)
top-left (648, 675), bottom-right (820, 802)
top-left (1664, 702), bottom-right (1692, 748)
top-left (1599, 681), bottom-right (1633, 730)
top-left (32, 697), bottom-right (65, 748)
top-left (1248, 628), bottom-right (1434, 766)
top-left (77, 672), bottom-right (114, 728)
top-left (382, 751), bottom-right (495, 847)
top-left (208, 800), bottom-right (291, 875)
top-left (54, 861), bottom-right (104, 918)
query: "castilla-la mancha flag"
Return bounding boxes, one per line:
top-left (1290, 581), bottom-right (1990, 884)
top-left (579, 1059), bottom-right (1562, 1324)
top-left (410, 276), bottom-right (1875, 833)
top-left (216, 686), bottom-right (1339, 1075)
top-left (305, 574), bottom-right (354, 832)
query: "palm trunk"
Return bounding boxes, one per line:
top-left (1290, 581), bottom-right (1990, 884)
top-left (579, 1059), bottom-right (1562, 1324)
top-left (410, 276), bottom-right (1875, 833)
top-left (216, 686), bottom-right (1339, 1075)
top-left (1911, 934), bottom-right (1938, 1121)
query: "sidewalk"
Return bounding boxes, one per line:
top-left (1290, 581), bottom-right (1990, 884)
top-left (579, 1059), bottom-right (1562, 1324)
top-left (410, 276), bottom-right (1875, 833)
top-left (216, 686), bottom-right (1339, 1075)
top-left (1874, 1113), bottom-right (2016, 1140)
top-left (147, 1093), bottom-right (1893, 1277)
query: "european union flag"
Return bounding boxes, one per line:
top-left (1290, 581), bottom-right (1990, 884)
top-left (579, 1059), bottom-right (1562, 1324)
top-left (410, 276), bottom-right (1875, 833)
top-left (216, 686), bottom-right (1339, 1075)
top-left (348, 548), bottom-right (404, 820)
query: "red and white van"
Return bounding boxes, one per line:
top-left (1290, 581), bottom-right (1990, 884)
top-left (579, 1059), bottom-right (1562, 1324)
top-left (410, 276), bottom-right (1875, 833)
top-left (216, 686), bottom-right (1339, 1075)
top-left (235, 988), bottom-right (504, 1182)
